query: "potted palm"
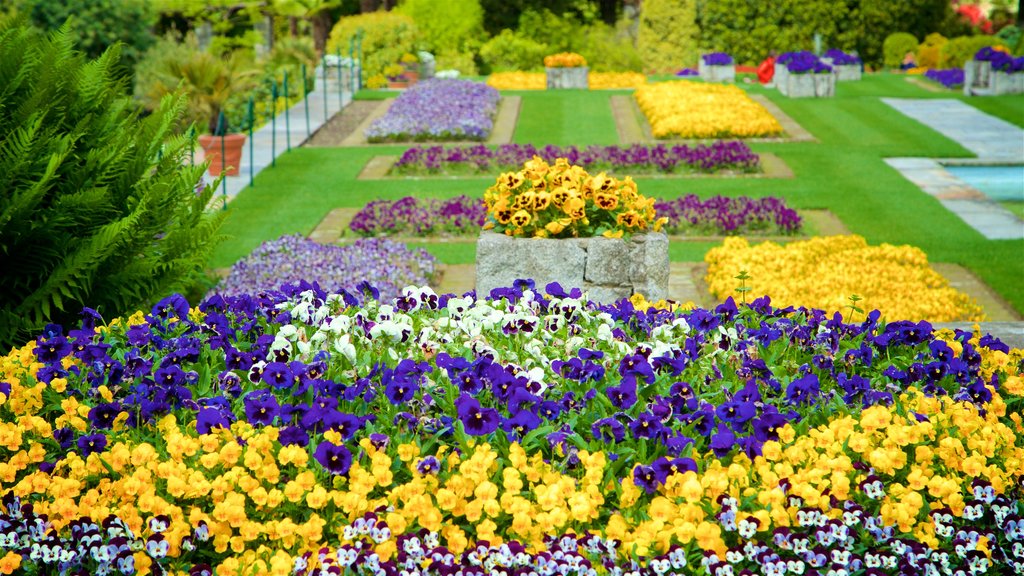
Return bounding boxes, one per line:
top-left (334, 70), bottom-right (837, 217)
top-left (137, 41), bottom-right (258, 176)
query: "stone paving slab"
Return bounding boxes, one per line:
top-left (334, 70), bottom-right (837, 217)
top-left (881, 98), bottom-right (1024, 161)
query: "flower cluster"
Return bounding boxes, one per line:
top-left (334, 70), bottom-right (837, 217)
top-left (365, 79), bottom-right (500, 142)
top-left (349, 196), bottom-right (487, 238)
top-left (925, 68), bottom-right (966, 88)
top-left (975, 46), bottom-right (1011, 62)
top-left (391, 142), bottom-right (760, 177)
top-left (214, 234), bottom-right (437, 301)
top-left (823, 48), bottom-right (861, 65)
top-left (483, 156), bottom-right (662, 238)
top-left (675, 68), bottom-right (699, 77)
top-left (989, 52), bottom-right (1024, 73)
top-left (655, 195), bottom-right (802, 236)
top-left (543, 52), bottom-right (587, 68)
top-left (0, 279), bottom-right (1022, 575)
top-left (778, 51), bottom-right (833, 74)
top-left (635, 81), bottom-right (784, 139)
top-left (486, 72), bottom-right (646, 90)
top-left (702, 52), bottom-right (734, 66)
top-left (705, 235), bottom-right (985, 321)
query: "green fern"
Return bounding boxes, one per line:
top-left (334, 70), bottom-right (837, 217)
top-left (0, 15), bottom-right (224, 349)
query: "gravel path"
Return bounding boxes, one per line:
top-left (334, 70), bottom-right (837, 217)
top-left (305, 100), bottom-right (384, 147)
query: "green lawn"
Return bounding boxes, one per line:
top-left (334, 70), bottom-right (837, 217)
top-left (210, 73), bottom-right (1024, 314)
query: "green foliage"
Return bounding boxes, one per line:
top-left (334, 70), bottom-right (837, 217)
top-left (326, 11), bottom-right (417, 81)
top-left (995, 25), bottom-right (1023, 55)
top-left (435, 49), bottom-right (479, 75)
top-left (939, 35), bottom-right (1007, 68)
top-left (638, 0), bottom-right (698, 71)
top-left (479, 29), bottom-right (548, 72)
top-left (883, 32), bottom-right (920, 68)
top-left (580, 19), bottom-right (643, 72)
top-left (0, 16), bottom-right (224, 349)
top-left (397, 0), bottom-right (484, 55)
top-left (916, 32), bottom-right (947, 68)
top-left (22, 0), bottom-right (156, 73)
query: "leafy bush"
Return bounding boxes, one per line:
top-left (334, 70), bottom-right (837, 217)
top-left (916, 32), bottom-right (947, 68)
top-left (23, 0), bottom-right (155, 73)
top-left (995, 25), bottom-right (1022, 55)
top-left (883, 32), bottom-right (919, 68)
top-left (326, 11), bottom-right (418, 82)
top-left (435, 49), bottom-right (479, 75)
top-left (396, 0), bottom-right (484, 56)
top-left (578, 20), bottom-right (644, 72)
top-left (479, 29), bottom-right (548, 72)
top-left (0, 16), bottom-right (223, 349)
top-left (637, 0), bottom-right (699, 72)
top-left (939, 35), bottom-right (1006, 68)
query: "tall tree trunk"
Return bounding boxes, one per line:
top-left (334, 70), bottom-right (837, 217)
top-left (599, 0), bottom-right (619, 25)
top-left (289, 16), bottom-right (299, 37)
top-left (360, 0), bottom-right (379, 12)
top-left (312, 11), bottom-right (332, 57)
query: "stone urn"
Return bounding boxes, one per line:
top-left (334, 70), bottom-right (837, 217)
top-left (475, 230), bottom-right (669, 303)
top-left (546, 67), bottom-right (589, 89)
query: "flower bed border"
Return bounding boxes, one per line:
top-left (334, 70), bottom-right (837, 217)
top-left (339, 95), bottom-right (521, 146)
top-left (355, 152), bottom-right (792, 180)
top-left (611, 94), bottom-right (816, 144)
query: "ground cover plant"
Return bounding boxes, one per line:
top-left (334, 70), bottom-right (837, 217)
top-left (925, 68), bottom-right (966, 88)
top-left (656, 195), bottom-right (802, 236)
top-left (391, 142), bottom-right (760, 176)
top-left (349, 196), bottom-right (487, 238)
top-left (634, 81), bottom-right (784, 139)
top-left (705, 235), bottom-right (985, 322)
top-left (0, 280), bottom-right (1022, 574)
top-left (365, 79), bottom-right (500, 143)
top-left (214, 235), bottom-right (437, 301)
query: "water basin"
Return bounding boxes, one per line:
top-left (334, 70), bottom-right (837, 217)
top-left (944, 165), bottom-right (1024, 202)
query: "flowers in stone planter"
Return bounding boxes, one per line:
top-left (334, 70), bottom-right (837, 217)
top-left (543, 52), bottom-right (587, 67)
top-left (778, 51), bottom-right (833, 74)
top-left (925, 68), bottom-right (965, 88)
top-left (702, 52), bottom-right (734, 66)
top-left (349, 195), bottom-right (487, 237)
top-left (823, 48), bottom-right (861, 65)
top-left (365, 79), bottom-right (500, 142)
top-left (213, 234), bottom-right (437, 300)
top-left (975, 45), bottom-right (1010, 61)
top-left (486, 71), bottom-right (645, 89)
top-left (635, 81), bottom-right (784, 139)
top-left (392, 142), bottom-right (760, 176)
top-left (705, 235), bottom-right (985, 321)
top-left (655, 194), bottom-right (802, 236)
top-left (990, 51), bottom-right (1024, 73)
top-left (484, 156), bottom-right (664, 238)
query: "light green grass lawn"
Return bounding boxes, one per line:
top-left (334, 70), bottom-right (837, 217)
top-left (210, 74), bottom-right (1024, 313)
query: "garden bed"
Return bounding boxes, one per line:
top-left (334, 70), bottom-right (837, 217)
top-left (338, 96), bottom-right (520, 146)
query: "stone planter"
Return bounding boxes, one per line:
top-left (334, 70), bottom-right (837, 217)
top-left (784, 73), bottom-right (817, 98)
top-left (992, 70), bottom-right (1024, 95)
top-left (475, 231), bottom-right (669, 303)
top-left (814, 72), bottom-right (835, 97)
top-left (774, 64), bottom-right (789, 94)
top-left (546, 67), bottom-right (589, 89)
top-left (976, 60), bottom-right (992, 87)
top-left (701, 64), bottom-right (735, 83)
top-left (832, 64), bottom-right (861, 81)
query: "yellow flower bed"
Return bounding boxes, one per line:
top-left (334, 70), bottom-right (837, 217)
top-left (543, 52), bottom-right (587, 68)
top-left (486, 72), bottom-right (647, 90)
top-left (634, 81), bottom-right (784, 139)
top-left (704, 235), bottom-right (985, 322)
top-left (483, 156), bottom-right (664, 238)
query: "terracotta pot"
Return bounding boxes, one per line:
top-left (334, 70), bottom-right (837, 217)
top-left (387, 79), bottom-right (410, 89)
top-left (198, 133), bottom-right (246, 176)
top-left (404, 70), bottom-right (420, 84)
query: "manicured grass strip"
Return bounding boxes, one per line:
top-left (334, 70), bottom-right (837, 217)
top-left (1001, 201), bottom-right (1024, 220)
top-left (353, 89), bottom-right (398, 100)
top-left (509, 89), bottom-right (625, 146)
top-left (409, 242), bottom-right (476, 264)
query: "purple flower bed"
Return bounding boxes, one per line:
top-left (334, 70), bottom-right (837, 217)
top-left (702, 52), bottom-right (734, 66)
top-left (675, 68), bottom-right (699, 76)
top-left (365, 79), bottom-right (500, 143)
top-left (975, 46), bottom-right (1002, 61)
top-left (213, 235), bottom-right (437, 300)
top-left (392, 142), bottom-right (760, 176)
top-left (925, 68), bottom-right (965, 88)
top-left (349, 196), bottom-right (487, 237)
top-left (778, 51), bottom-right (833, 74)
top-left (655, 194), bottom-right (802, 236)
top-left (823, 48), bottom-right (861, 65)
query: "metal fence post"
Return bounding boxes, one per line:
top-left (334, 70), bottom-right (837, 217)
top-left (248, 96), bottom-right (254, 188)
top-left (188, 126), bottom-right (195, 166)
top-left (322, 56), bottom-right (329, 121)
top-left (217, 111), bottom-right (227, 210)
top-left (283, 70), bottom-right (291, 151)
top-left (336, 47), bottom-right (344, 110)
top-left (271, 80), bottom-right (277, 168)
top-left (356, 30), bottom-right (363, 89)
top-left (302, 63), bottom-right (310, 138)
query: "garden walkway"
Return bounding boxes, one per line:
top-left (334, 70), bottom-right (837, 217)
top-left (209, 79), bottom-right (354, 205)
top-left (881, 98), bottom-right (1023, 240)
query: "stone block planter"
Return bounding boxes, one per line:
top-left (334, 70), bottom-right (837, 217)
top-left (546, 67), bottom-right (589, 89)
top-left (992, 70), bottom-right (1024, 94)
top-left (701, 64), bottom-right (735, 83)
top-left (832, 64), bottom-right (861, 81)
top-left (976, 60), bottom-right (992, 87)
top-left (774, 64), bottom-right (789, 94)
top-left (814, 72), bottom-right (836, 97)
top-left (476, 231), bottom-right (669, 303)
top-left (779, 72), bottom-right (834, 98)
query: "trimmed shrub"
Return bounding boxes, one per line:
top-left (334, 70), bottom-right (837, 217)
top-left (579, 20), bottom-right (644, 72)
top-left (23, 0), bottom-right (155, 73)
top-left (479, 29), bottom-right (548, 72)
top-left (0, 16), bottom-right (224, 349)
top-left (326, 11), bottom-right (418, 82)
top-left (939, 35), bottom-right (1006, 68)
top-left (883, 32), bottom-right (919, 68)
top-left (638, 0), bottom-right (699, 72)
top-left (396, 0), bottom-right (484, 56)
top-left (916, 32), bottom-right (947, 68)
